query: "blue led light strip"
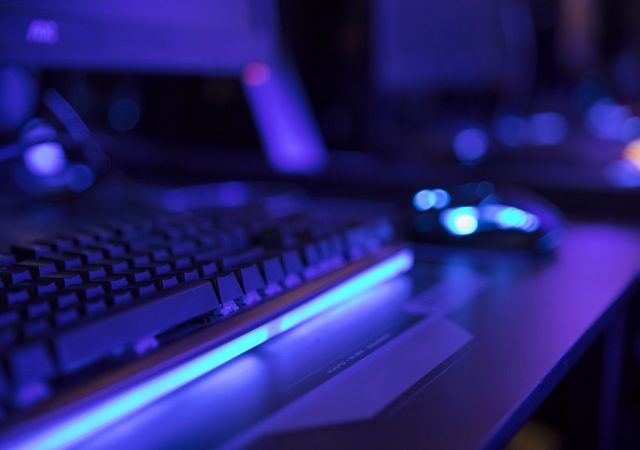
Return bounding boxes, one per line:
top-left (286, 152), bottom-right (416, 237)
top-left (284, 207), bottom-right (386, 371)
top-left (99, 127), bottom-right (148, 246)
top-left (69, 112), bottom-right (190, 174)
top-left (15, 249), bottom-right (414, 450)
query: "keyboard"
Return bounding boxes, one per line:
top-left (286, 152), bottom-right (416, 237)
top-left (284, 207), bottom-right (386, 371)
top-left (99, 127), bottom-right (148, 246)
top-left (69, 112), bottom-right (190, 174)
top-left (0, 199), bottom-right (408, 442)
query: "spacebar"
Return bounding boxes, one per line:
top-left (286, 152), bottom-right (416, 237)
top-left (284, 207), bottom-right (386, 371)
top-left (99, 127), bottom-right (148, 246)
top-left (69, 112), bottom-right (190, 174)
top-left (54, 281), bottom-right (218, 372)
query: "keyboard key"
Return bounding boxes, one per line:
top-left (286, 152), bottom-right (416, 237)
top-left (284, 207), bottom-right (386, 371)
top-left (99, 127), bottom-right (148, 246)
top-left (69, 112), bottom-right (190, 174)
top-left (94, 258), bottom-right (130, 274)
top-left (122, 269), bottom-right (151, 284)
top-left (20, 280), bottom-right (57, 297)
top-left (175, 268), bottom-right (200, 283)
top-left (25, 301), bottom-right (51, 319)
top-left (153, 275), bottom-right (178, 290)
top-left (238, 265), bottom-right (265, 293)
top-left (35, 238), bottom-right (75, 253)
top-left (65, 248), bottom-right (104, 264)
top-left (0, 267), bottom-right (32, 285)
top-left (128, 282), bottom-right (156, 298)
top-left (0, 253), bottom-right (16, 266)
top-left (41, 272), bottom-right (84, 289)
top-left (1, 286), bottom-right (30, 306)
top-left (281, 250), bottom-right (304, 275)
top-left (81, 299), bottom-right (107, 316)
top-left (71, 265), bottom-right (108, 281)
top-left (0, 310), bottom-right (19, 327)
top-left (107, 291), bottom-right (133, 307)
top-left (41, 254), bottom-right (83, 270)
top-left (260, 257), bottom-right (285, 284)
top-left (46, 292), bottom-right (80, 309)
top-left (23, 319), bottom-right (51, 338)
top-left (16, 260), bottom-right (57, 278)
top-left (95, 275), bottom-right (128, 291)
top-left (53, 309), bottom-right (80, 327)
top-left (11, 244), bottom-right (54, 261)
top-left (53, 281), bottom-right (218, 372)
top-left (197, 261), bottom-right (218, 277)
top-left (212, 273), bottom-right (243, 314)
top-left (222, 247), bottom-right (264, 270)
top-left (66, 283), bottom-right (105, 300)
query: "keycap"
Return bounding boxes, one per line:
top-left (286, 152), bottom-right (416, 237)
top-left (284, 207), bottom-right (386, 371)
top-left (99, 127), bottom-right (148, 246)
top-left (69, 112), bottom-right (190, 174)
top-left (0, 310), bottom-right (19, 327)
top-left (238, 265), bottom-right (265, 293)
top-left (46, 292), bottom-right (80, 309)
top-left (153, 275), bottom-right (178, 290)
top-left (25, 301), bottom-right (51, 319)
top-left (197, 261), bottom-right (218, 277)
top-left (106, 291), bottom-right (133, 307)
top-left (212, 273), bottom-right (243, 314)
top-left (260, 257), bottom-right (285, 284)
top-left (95, 275), bottom-right (128, 291)
top-left (42, 272), bottom-right (84, 289)
top-left (94, 258), bottom-right (130, 274)
top-left (1, 286), bottom-right (30, 306)
top-left (175, 268), bottom-right (200, 283)
top-left (66, 283), bottom-right (105, 300)
top-left (16, 260), bottom-right (58, 278)
top-left (53, 309), bottom-right (80, 327)
top-left (65, 248), bottom-right (104, 264)
top-left (71, 265), bottom-right (107, 281)
top-left (122, 269), bottom-right (151, 284)
top-left (20, 280), bottom-right (57, 297)
top-left (127, 282), bottom-right (156, 297)
top-left (23, 319), bottom-right (50, 338)
top-left (0, 328), bottom-right (17, 349)
top-left (41, 254), bottom-right (83, 270)
top-left (53, 281), bottom-right (218, 372)
top-left (281, 250), bottom-right (304, 274)
top-left (11, 244), bottom-right (54, 261)
top-left (88, 243), bottom-right (126, 258)
top-left (0, 267), bottom-right (32, 285)
top-left (138, 263), bottom-right (171, 276)
top-left (81, 299), bottom-right (107, 316)
top-left (0, 253), bottom-right (16, 266)
top-left (222, 247), bottom-right (264, 270)
top-left (35, 238), bottom-right (75, 253)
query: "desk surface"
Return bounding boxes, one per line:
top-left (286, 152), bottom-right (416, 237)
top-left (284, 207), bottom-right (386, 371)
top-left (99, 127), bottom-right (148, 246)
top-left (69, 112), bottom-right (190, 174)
top-left (80, 222), bottom-right (640, 450)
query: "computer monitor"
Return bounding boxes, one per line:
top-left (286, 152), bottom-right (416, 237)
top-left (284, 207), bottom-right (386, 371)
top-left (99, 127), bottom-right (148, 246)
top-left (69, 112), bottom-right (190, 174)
top-left (0, 0), bottom-right (278, 73)
top-left (0, 0), bottom-right (327, 174)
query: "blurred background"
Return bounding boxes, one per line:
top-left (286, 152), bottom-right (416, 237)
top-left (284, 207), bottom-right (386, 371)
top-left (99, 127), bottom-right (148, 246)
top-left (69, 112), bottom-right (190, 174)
top-left (1, 1), bottom-right (640, 449)
top-left (3, 0), bottom-right (640, 218)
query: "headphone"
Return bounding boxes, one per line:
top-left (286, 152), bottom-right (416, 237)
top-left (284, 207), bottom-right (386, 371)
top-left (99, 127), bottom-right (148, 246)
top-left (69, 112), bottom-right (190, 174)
top-left (0, 65), bottom-right (110, 198)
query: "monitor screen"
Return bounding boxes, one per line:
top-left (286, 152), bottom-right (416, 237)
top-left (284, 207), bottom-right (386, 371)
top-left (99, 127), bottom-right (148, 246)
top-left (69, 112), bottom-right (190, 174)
top-left (0, 0), bottom-right (279, 74)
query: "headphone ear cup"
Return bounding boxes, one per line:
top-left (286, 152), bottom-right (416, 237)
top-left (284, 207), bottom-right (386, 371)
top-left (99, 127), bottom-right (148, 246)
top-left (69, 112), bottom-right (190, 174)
top-left (0, 65), bottom-right (40, 137)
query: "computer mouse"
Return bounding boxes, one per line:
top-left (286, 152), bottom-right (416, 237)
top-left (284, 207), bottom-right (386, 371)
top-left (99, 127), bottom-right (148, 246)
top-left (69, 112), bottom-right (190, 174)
top-left (408, 182), bottom-right (564, 253)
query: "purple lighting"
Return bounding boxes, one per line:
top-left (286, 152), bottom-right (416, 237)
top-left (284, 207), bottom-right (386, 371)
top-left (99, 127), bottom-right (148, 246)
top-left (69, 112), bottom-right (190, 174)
top-left (453, 128), bottom-right (488, 164)
top-left (243, 62), bottom-right (328, 174)
top-left (23, 142), bottom-right (66, 176)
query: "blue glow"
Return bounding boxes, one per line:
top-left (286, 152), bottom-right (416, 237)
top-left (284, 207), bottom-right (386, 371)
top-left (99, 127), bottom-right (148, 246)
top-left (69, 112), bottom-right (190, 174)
top-left (586, 99), bottom-right (631, 140)
top-left (413, 189), bottom-right (436, 211)
top-left (15, 250), bottom-right (414, 450)
top-left (23, 142), bottom-right (66, 176)
top-left (452, 128), bottom-right (489, 163)
top-left (495, 206), bottom-right (528, 229)
top-left (621, 116), bottom-right (640, 142)
top-left (108, 98), bottom-right (140, 132)
top-left (432, 189), bottom-right (451, 209)
top-left (495, 115), bottom-right (529, 148)
top-left (528, 112), bottom-right (567, 146)
top-left (440, 207), bottom-right (479, 236)
top-left (65, 164), bottom-right (94, 192)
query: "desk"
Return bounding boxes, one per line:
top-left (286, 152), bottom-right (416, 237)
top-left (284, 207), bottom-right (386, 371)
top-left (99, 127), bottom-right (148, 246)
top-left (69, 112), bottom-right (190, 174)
top-left (82, 223), bottom-right (640, 449)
